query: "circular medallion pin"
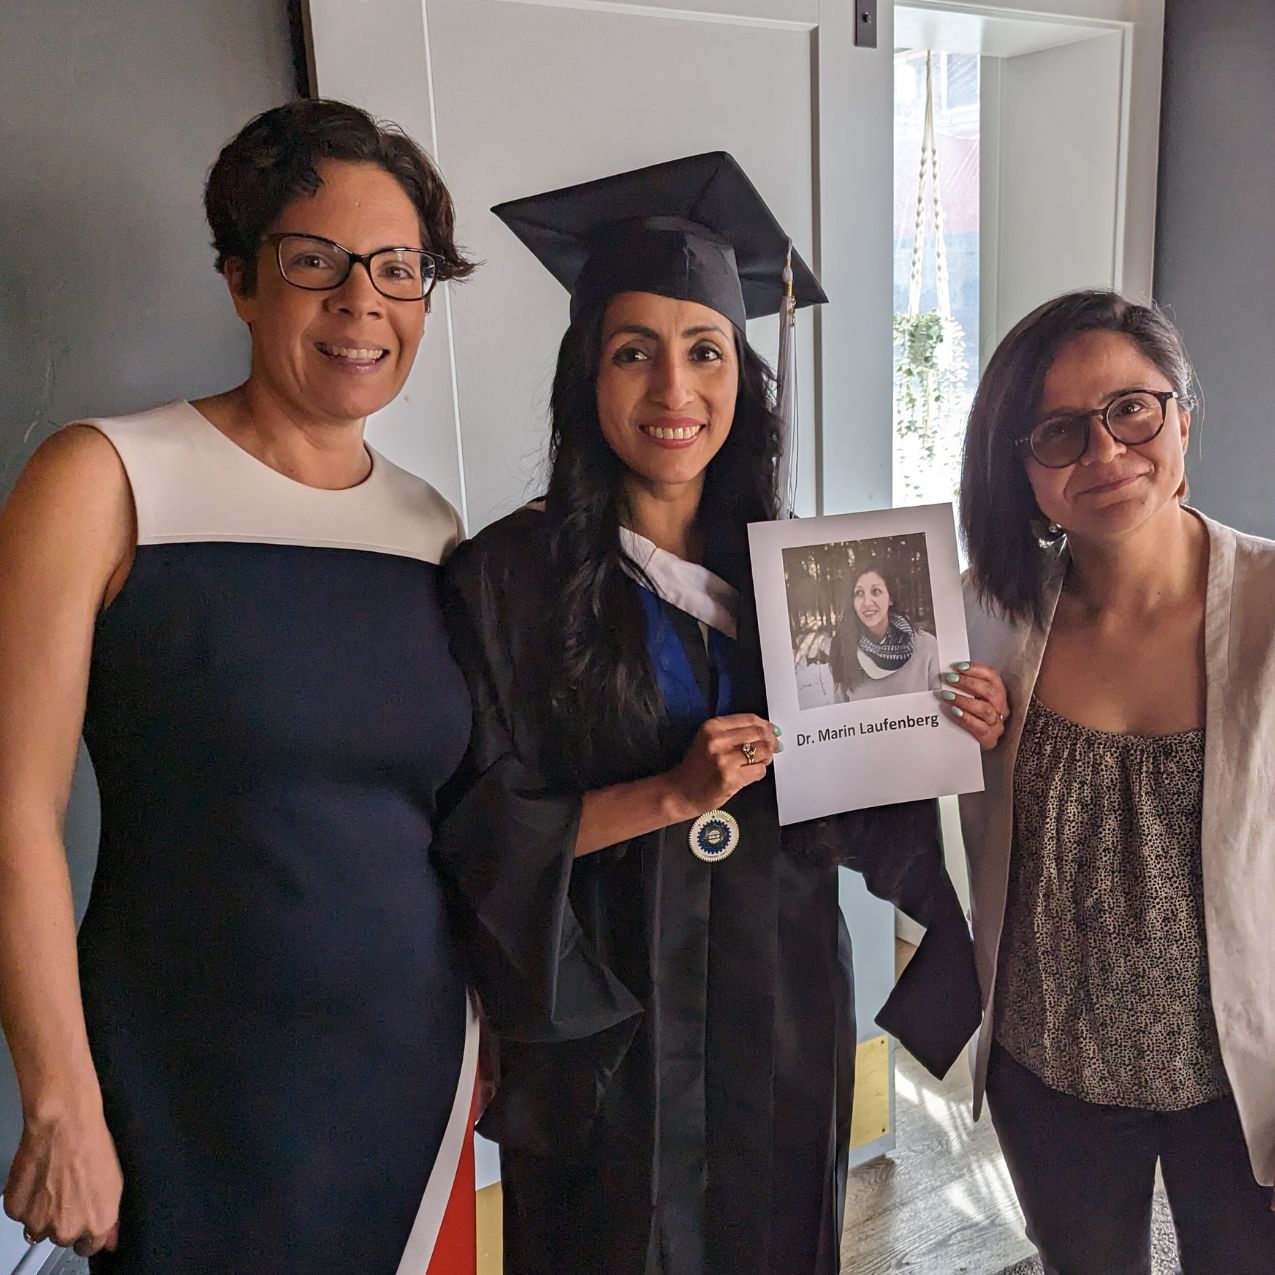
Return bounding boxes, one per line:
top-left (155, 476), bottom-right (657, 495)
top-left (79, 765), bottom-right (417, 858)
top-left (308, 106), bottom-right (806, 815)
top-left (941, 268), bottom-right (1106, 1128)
top-left (689, 809), bottom-right (740, 863)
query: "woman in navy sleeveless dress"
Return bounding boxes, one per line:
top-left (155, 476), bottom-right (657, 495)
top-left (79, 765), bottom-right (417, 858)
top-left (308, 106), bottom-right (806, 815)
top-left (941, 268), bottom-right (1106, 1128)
top-left (0, 102), bottom-right (478, 1273)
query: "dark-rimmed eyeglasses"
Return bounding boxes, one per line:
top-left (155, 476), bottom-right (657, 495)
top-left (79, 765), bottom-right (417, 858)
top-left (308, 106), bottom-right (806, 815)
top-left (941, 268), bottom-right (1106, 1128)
top-left (265, 233), bottom-right (442, 301)
top-left (1016, 388), bottom-right (1187, 469)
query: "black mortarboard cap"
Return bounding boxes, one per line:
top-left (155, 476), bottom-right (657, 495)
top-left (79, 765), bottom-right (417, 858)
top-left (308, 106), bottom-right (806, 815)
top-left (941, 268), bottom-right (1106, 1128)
top-left (491, 152), bottom-right (827, 331)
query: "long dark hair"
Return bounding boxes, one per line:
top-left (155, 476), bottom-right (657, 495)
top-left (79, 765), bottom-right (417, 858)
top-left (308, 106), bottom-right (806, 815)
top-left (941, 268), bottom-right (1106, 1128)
top-left (542, 305), bottom-right (783, 785)
top-left (827, 560), bottom-right (901, 694)
top-left (960, 290), bottom-right (1198, 626)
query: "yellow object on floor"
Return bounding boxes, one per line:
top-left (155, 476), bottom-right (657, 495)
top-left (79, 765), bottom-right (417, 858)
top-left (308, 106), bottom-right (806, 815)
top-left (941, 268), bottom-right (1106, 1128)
top-left (476, 1182), bottom-right (503, 1275)
top-left (850, 1033), bottom-right (891, 1149)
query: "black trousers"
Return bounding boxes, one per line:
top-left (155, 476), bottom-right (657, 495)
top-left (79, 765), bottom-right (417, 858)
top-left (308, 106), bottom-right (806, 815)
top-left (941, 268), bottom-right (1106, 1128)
top-left (986, 1043), bottom-right (1275, 1275)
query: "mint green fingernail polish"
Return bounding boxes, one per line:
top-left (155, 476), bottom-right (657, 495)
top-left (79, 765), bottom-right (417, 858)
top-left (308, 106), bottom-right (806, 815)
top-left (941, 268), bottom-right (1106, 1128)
top-left (774, 725), bottom-right (783, 736)
top-left (777, 741), bottom-right (784, 752)
top-left (955, 661), bottom-right (971, 671)
top-left (949, 704), bottom-right (965, 718)
top-left (941, 689), bottom-right (957, 701)
top-left (944, 671), bottom-right (961, 684)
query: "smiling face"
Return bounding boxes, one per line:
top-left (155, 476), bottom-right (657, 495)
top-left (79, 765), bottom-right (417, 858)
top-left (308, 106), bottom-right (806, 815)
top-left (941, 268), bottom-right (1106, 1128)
top-left (225, 160), bottom-right (426, 427)
top-left (1026, 330), bottom-right (1191, 546)
top-left (853, 570), bottom-right (891, 639)
top-left (594, 292), bottom-right (739, 499)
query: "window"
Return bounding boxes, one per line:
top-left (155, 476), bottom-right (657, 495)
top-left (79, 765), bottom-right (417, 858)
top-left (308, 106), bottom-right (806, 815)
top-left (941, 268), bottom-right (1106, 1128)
top-left (893, 50), bottom-right (980, 508)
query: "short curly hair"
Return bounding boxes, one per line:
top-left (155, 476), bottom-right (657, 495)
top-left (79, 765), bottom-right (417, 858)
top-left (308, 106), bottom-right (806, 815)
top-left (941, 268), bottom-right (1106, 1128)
top-left (204, 98), bottom-right (477, 294)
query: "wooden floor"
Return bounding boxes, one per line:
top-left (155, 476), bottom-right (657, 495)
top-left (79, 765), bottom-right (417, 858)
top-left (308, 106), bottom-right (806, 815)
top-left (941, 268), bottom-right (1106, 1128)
top-left (839, 944), bottom-right (1035, 1275)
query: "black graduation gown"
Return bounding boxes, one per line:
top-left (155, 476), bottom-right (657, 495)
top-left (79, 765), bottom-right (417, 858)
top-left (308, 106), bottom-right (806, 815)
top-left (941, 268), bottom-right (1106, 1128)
top-left (434, 508), bottom-right (979, 1275)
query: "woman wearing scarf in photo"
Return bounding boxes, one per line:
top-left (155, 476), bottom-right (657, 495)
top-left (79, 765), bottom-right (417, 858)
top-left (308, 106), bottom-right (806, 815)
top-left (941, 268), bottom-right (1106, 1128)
top-left (828, 560), bottom-right (941, 702)
top-left (432, 153), bottom-right (1003, 1274)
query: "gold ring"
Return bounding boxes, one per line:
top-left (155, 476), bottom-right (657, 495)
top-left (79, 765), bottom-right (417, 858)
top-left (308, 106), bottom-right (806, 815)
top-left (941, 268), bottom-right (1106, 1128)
top-left (741, 741), bottom-right (758, 764)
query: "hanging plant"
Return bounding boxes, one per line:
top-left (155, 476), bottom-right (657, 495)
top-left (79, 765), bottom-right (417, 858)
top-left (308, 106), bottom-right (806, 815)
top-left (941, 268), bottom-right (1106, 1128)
top-left (893, 308), bottom-right (967, 467)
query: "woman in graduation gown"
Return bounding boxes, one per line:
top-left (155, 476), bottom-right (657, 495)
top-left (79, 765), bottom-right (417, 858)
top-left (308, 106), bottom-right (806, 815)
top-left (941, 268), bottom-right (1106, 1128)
top-left (435, 153), bottom-right (995, 1274)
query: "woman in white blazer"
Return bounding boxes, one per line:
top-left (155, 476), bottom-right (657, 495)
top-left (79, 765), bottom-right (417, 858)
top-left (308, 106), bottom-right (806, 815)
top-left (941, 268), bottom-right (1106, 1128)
top-left (956, 290), bottom-right (1275, 1273)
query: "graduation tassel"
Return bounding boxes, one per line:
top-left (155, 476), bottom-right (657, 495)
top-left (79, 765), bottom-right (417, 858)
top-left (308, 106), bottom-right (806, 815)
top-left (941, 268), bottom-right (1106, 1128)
top-left (774, 241), bottom-right (799, 517)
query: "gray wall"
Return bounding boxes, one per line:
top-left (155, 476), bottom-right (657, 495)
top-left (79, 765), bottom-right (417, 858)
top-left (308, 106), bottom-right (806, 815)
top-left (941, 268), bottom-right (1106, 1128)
top-left (0, 0), bottom-right (296, 1165)
top-left (1155, 0), bottom-right (1275, 537)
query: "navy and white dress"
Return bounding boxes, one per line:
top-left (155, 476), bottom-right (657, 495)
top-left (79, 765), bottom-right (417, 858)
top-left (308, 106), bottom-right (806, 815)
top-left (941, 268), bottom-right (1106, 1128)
top-left (77, 401), bottom-right (476, 1275)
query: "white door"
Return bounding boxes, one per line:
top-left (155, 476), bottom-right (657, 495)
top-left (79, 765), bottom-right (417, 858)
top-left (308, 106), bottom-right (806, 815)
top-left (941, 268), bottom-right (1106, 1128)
top-left (306, 0), bottom-right (900, 526)
top-left (305, 0), bottom-right (903, 1176)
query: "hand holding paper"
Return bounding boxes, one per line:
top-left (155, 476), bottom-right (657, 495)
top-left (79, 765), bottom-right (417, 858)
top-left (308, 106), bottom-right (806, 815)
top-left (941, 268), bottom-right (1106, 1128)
top-left (939, 660), bottom-right (1011, 751)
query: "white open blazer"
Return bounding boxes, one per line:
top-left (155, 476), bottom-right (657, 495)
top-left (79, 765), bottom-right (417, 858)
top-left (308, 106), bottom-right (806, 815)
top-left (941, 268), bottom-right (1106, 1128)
top-left (959, 512), bottom-right (1275, 1186)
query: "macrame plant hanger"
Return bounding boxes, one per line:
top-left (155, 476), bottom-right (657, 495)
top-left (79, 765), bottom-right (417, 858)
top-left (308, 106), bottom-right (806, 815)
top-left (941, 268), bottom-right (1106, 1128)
top-left (895, 51), bottom-right (967, 496)
top-left (908, 52), bottom-right (953, 328)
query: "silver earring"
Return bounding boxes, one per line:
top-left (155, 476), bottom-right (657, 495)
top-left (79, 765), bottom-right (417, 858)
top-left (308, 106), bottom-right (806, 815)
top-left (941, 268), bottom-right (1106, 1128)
top-left (1048, 521), bottom-right (1062, 536)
